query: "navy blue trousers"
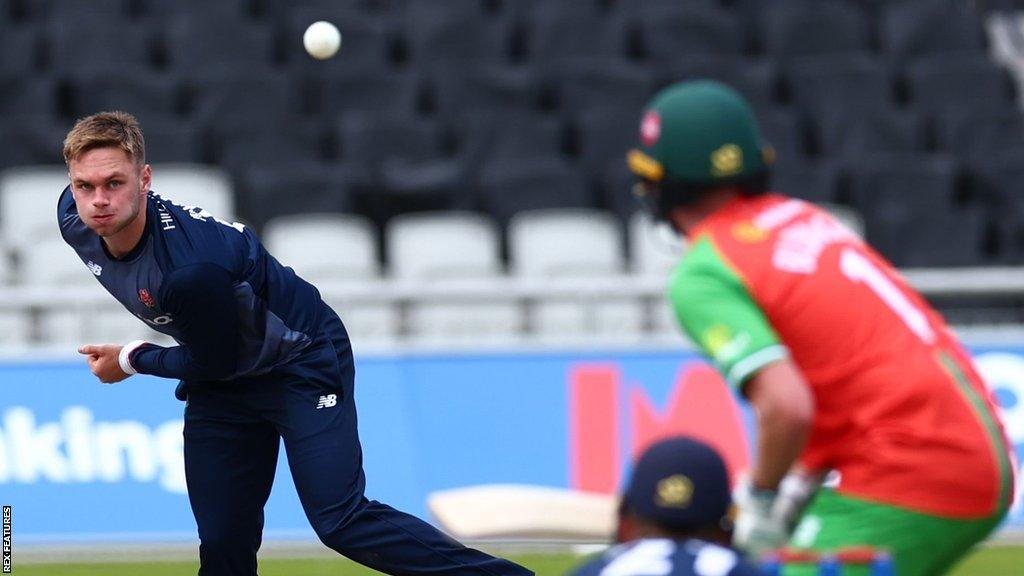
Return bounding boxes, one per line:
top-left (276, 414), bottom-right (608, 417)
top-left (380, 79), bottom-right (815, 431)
top-left (183, 313), bottom-right (531, 575)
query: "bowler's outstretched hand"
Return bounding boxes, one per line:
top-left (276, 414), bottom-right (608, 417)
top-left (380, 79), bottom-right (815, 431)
top-left (79, 344), bottom-right (130, 383)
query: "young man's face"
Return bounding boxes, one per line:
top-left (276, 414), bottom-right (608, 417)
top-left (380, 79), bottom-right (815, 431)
top-left (68, 147), bottom-right (151, 238)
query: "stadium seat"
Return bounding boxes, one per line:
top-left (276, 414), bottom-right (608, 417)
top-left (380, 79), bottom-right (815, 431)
top-left (403, 0), bottom-right (508, 65)
top-left (872, 202), bottom-right (988, 267)
top-left (633, 4), bottom-right (743, 65)
top-left (476, 157), bottom-right (592, 227)
top-left (0, 166), bottom-right (69, 254)
top-left (965, 151), bottom-right (1024, 262)
top-left (316, 68), bottom-right (419, 120)
top-left (629, 211), bottom-right (683, 278)
top-left (758, 108), bottom-right (806, 165)
top-left (213, 116), bottom-right (328, 173)
top-left (265, 0), bottom-right (412, 20)
top-left (22, 0), bottom-right (132, 19)
top-left (263, 213), bottom-right (380, 282)
top-left (185, 69), bottom-right (300, 127)
top-left (520, 4), bottom-right (628, 64)
top-left (0, 22), bottom-right (40, 74)
top-left (628, 211), bottom-right (686, 337)
top-left (845, 154), bottom-right (967, 265)
top-left (845, 154), bottom-right (959, 214)
top-left (386, 211), bottom-right (520, 340)
top-left (0, 309), bottom-right (33, 347)
top-left (601, 161), bottom-right (641, 222)
top-left (0, 115), bottom-right (68, 170)
top-left (659, 56), bottom-right (779, 113)
top-left (770, 161), bottom-right (841, 205)
top-left (0, 240), bottom-right (12, 287)
top-left (135, 117), bottom-right (206, 164)
top-left (362, 156), bottom-right (474, 227)
top-left (149, 164), bottom-right (236, 221)
top-left (509, 208), bottom-right (642, 338)
top-left (571, 105), bottom-right (640, 183)
top-left (321, 294), bottom-right (399, 344)
top-left (879, 0), bottom-right (987, 61)
top-left (141, 0), bottom-right (250, 19)
top-left (545, 59), bottom-right (657, 115)
top-left (262, 212), bottom-right (396, 341)
top-left (758, 0), bottom-right (871, 59)
top-left (337, 112), bottom-right (466, 224)
top-left (501, 0), bottom-right (611, 19)
top-left (812, 107), bottom-right (927, 159)
top-left (425, 63), bottom-right (543, 117)
top-left (19, 234), bottom-right (99, 288)
top-left (934, 107), bottom-right (1024, 158)
top-left (44, 16), bottom-right (153, 72)
top-left (388, 211), bottom-right (501, 280)
top-left (65, 68), bottom-right (182, 120)
top-left (239, 163), bottom-right (358, 230)
top-left (455, 111), bottom-right (566, 169)
top-left (163, 17), bottom-right (276, 73)
top-left (986, 0), bottom-right (1024, 9)
top-left (0, 74), bottom-right (57, 119)
top-left (905, 54), bottom-right (1016, 118)
top-left (337, 112), bottom-right (445, 166)
top-left (784, 54), bottom-right (896, 115)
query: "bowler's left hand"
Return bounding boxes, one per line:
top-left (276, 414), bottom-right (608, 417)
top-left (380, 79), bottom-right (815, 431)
top-left (79, 344), bottom-right (131, 383)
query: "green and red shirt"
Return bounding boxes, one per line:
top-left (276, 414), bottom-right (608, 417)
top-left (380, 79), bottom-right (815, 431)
top-left (669, 193), bottom-right (1014, 519)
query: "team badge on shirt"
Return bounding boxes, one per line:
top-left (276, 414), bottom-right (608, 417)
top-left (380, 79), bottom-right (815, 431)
top-left (139, 288), bottom-right (156, 309)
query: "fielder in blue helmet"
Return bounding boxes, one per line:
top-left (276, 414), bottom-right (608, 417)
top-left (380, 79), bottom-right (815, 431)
top-left (569, 437), bottom-right (763, 576)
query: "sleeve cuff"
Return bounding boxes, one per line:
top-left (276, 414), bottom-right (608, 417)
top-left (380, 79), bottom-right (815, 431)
top-left (727, 345), bottom-right (789, 387)
top-left (119, 340), bottom-right (148, 375)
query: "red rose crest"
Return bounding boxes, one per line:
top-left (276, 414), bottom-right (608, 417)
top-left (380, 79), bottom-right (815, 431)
top-left (139, 288), bottom-right (156, 309)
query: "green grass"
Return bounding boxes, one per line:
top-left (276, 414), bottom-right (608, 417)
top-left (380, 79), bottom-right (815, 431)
top-left (10, 553), bottom-right (578, 576)
top-left (11, 547), bottom-right (1024, 575)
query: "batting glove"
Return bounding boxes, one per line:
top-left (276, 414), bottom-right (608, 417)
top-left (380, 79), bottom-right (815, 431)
top-left (775, 472), bottom-right (820, 532)
top-left (732, 481), bottom-right (788, 559)
top-left (732, 474), bottom-right (821, 559)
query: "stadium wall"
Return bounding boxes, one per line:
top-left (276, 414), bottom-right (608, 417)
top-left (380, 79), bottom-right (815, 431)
top-left (1, 344), bottom-right (1021, 543)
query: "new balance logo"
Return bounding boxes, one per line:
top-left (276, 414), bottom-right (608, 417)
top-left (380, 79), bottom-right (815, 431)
top-left (87, 261), bottom-right (102, 276)
top-left (316, 394), bottom-right (337, 409)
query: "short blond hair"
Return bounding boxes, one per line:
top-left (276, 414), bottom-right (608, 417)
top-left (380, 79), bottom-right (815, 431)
top-left (63, 111), bottom-right (146, 166)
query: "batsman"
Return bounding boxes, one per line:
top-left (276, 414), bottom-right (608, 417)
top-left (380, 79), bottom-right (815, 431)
top-left (627, 80), bottom-right (1015, 576)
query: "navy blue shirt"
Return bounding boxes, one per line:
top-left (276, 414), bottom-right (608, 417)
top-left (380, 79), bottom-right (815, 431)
top-left (59, 187), bottom-right (333, 384)
top-left (571, 539), bottom-right (763, 576)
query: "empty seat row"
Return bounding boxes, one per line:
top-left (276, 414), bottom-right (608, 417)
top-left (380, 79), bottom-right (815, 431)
top-left (2, 1), bottom-right (991, 68)
top-left (0, 205), bottom-right (687, 345)
top-left (9, 157), bottom-right (1013, 272)
top-left (4, 59), bottom-right (1018, 180)
top-left (3, 49), bottom-right (1015, 138)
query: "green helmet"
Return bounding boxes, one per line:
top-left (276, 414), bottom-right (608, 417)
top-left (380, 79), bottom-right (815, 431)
top-left (628, 80), bottom-right (774, 217)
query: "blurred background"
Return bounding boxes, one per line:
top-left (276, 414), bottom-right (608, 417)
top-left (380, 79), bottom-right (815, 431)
top-left (1, 0), bottom-right (1024, 573)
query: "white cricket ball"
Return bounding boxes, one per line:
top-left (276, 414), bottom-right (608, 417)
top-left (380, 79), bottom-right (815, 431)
top-left (303, 21), bottom-right (341, 60)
